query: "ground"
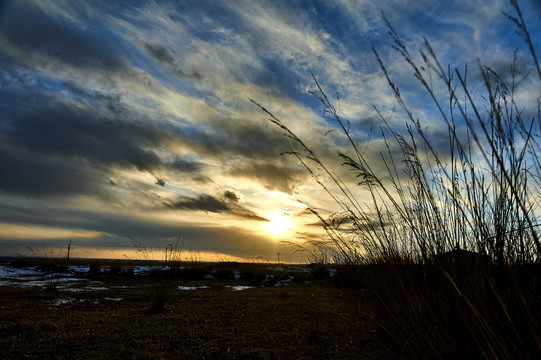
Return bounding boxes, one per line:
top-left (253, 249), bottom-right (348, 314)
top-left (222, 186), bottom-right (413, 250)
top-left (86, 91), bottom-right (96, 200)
top-left (0, 260), bottom-right (383, 359)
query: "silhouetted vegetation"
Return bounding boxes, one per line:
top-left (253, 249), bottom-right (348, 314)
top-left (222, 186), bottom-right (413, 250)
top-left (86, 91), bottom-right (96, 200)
top-left (257, 1), bottom-right (541, 358)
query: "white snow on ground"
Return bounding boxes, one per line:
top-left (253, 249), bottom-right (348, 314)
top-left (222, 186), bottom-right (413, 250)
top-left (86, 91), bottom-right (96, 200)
top-left (110, 285), bottom-right (133, 289)
top-left (177, 285), bottom-right (209, 290)
top-left (329, 268), bottom-right (337, 277)
top-left (0, 263), bottom-right (96, 290)
top-left (69, 265), bottom-right (91, 273)
top-left (50, 298), bottom-right (77, 307)
top-left (48, 296), bottom-right (124, 308)
top-left (131, 266), bottom-right (152, 276)
top-left (62, 284), bottom-right (107, 292)
top-left (1, 263), bottom-right (300, 293)
top-left (275, 276), bottom-right (293, 287)
top-left (51, 277), bottom-right (87, 283)
top-left (0, 276), bottom-right (99, 290)
top-left (0, 264), bottom-right (45, 277)
top-left (0, 264), bottom-right (174, 289)
top-left (227, 285), bottom-right (257, 291)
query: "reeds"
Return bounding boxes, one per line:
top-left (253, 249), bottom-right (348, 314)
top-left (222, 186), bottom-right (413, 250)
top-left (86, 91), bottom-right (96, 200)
top-left (256, 1), bottom-right (541, 358)
top-left (129, 233), bottom-right (185, 313)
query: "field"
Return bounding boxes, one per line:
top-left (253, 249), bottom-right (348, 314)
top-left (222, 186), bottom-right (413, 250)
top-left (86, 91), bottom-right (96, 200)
top-left (0, 259), bottom-right (382, 359)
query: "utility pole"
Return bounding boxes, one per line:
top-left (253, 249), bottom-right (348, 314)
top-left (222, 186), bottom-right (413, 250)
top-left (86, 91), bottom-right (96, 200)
top-left (66, 238), bottom-right (71, 269)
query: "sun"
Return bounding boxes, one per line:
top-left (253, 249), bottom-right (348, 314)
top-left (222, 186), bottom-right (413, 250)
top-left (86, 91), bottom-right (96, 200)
top-left (265, 211), bottom-right (292, 236)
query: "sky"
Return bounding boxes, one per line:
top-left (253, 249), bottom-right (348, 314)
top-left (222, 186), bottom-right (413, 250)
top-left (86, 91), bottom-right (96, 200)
top-left (0, 0), bottom-right (540, 263)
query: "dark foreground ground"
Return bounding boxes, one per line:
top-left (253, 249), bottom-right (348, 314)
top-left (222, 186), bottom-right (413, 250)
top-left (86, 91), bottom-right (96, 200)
top-left (0, 261), bottom-right (383, 359)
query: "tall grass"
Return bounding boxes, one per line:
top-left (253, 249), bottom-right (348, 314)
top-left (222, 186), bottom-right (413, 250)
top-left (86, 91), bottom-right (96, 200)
top-left (129, 233), bottom-right (185, 313)
top-left (255, 1), bottom-right (541, 358)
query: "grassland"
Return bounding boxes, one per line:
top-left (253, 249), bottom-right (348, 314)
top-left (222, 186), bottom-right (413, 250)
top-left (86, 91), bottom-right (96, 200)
top-left (0, 258), bottom-right (382, 360)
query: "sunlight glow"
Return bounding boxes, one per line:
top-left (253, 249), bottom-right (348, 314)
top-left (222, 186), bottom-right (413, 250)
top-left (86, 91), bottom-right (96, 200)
top-left (265, 211), bottom-right (292, 236)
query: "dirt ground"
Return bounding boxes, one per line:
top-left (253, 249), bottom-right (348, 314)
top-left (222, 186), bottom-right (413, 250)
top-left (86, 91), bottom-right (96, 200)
top-left (0, 272), bottom-right (383, 359)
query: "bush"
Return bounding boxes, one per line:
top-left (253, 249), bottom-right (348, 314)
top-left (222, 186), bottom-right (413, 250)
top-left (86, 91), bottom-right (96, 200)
top-left (122, 268), bottom-right (134, 277)
top-left (10, 260), bottom-right (28, 268)
top-left (310, 265), bottom-right (329, 281)
top-left (214, 269), bottom-right (235, 280)
top-left (331, 265), bottom-right (366, 290)
top-left (108, 266), bottom-right (121, 275)
top-left (89, 264), bottom-right (101, 274)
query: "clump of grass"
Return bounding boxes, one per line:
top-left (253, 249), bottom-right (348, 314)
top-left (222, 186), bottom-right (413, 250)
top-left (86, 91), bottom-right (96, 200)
top-left (89, 263), bottom-right (101, 275)
top-left (256, 1), bottom-right (541, 358)
top-left (129, 233), bottom-right (184, 313)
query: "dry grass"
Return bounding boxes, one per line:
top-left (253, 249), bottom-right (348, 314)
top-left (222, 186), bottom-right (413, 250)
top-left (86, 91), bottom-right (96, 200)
top-left (254, 1), bottom-right (541, 358)
top-left (0, 262), bottom-right (382, 359)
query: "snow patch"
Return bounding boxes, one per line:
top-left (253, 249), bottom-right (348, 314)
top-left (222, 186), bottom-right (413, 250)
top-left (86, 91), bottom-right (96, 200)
top-left (227, 285), bottom-right (256, 291)
top-left (177, 285), bottom-right (209, 291)
top-left (275, 276), bottom-right (293, 287)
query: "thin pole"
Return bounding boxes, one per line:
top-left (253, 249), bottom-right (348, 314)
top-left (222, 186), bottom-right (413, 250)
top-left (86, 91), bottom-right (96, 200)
top-left (66, 238), bottom-right (71, 268)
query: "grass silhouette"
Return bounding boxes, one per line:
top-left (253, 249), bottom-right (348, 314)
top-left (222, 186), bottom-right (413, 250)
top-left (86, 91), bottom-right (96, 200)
top-left (255, 1), bottom-right (541, 358)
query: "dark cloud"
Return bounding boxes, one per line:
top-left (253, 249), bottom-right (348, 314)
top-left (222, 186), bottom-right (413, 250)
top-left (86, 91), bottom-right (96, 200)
top-left (168, 159), bottom-right (204, 173)
top-left (0, 42), bottom-right (18, 68)
top-left (156, 178), bottom-right (166, 186)
top-left (218, 121), bottom-right (291, 159)
top-left (0, 2), bottom-right (129, 73)
top-left (165, 194), bottom-right (230, 212)
top-left (0, 82), bottom-right (180, 197)
top-left (0, 144), bottom-right (105, 197)
top-left (224, 190), bottom-right (240, 202)
top-left (231, 209), bottom-right (268, 222)
top-left (180, 118), bottom-right (292, 163)
top-left (3, 99), bottom-right (166, 172)
top-left (142, 42), bottom-right (204, 80)
top-left (228, 163), bottom-right (306, 194)
top-left (193, 175), bottom-right (213, 183)
top-left (62, 81), bottom-right (102, 98)
top-left (165, 193), bottom-right (267, 221)
top-left (61, 81), bottom-right (125, 115)
top-left (467, 53), bottom-right (535, 91)
top-left (174, 68), bottom-right (204, 80)
top-left (142, 42), bottom-right (175, 64)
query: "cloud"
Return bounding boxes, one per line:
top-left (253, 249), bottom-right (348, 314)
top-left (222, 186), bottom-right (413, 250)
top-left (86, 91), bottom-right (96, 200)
top-left (160, 112), bottom-right (293, 163)
top-left (0, 143), bottom-right (106, 197)
top-left (0, 82), bottom-right (183, 198)
top-left (142, 42), bottom-right (175, 64)
top-left (60, 81), bottom-right (126, 115)
top-left (0, 1), bottom-right (130, 74)
top-left (3, 100), bottom-right (166, 172)
top-left (165, 193), bottom-right (267, 221)
top-left (224, 190), bottom-right (240, 202)
top-left (173, 68), bottom-right (204, 80)
top-left (168, 159), bottom-right (204, 173)
top-left (228, 162), bottom-right (306, 194)
top-left (166, 194), bottom-right (230, 212)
